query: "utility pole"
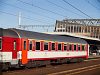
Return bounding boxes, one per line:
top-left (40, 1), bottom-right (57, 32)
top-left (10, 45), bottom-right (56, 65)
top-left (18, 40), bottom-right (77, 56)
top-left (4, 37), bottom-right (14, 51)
top-left (18, 12), bottom-right (21, 28)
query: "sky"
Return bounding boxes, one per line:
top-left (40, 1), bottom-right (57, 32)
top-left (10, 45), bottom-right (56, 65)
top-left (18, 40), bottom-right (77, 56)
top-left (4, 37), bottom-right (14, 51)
top-left (0, 0), bottom-right (100, 32)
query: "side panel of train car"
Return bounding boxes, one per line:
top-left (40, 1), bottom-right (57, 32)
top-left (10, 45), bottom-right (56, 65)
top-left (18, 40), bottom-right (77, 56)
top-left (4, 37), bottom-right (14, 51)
top-left (0, 28), bottom-right (89, 70)
top-left (0, 29), bottom-right (20, 69)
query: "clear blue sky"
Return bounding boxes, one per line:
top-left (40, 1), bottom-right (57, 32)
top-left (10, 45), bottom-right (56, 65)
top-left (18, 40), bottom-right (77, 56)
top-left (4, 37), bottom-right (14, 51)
top-left (0, 0), bottom-right (100, 32)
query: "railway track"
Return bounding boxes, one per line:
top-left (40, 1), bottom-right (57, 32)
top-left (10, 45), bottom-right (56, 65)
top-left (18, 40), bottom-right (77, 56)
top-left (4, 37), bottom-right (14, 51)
top-left (48, 58), bottom-right (100, 75)
top-left (2, 57), bottom-right (100, 72)
top-left (48, 64), bottom-right (100, 75)
top-left (2, 57), bottom-right (100, 75)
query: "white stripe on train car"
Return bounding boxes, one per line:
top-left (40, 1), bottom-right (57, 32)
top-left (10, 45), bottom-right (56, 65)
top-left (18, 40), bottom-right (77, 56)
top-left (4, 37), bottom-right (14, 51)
top-left (0, 52), bottom-right (12, 62)
top-left (28, 51), bottom-right (87, 59)
top-left (18, 51), bottom-right (87, 59)
top-left (0, 52), bottom-right (19, 64)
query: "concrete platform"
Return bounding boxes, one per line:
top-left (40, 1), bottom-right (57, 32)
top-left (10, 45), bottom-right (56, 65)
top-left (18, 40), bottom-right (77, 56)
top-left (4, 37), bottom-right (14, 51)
top-left (88, 55), bottom-right (100, 59)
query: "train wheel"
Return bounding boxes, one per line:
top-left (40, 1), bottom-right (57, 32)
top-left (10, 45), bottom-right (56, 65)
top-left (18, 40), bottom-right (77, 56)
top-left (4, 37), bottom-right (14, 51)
top-left (2, 63), bottom-right (9, 71)
top-left (77, 58), bottom-right (84, 63)
top-left (25, 62), bottom-right (31, 69)
top-left (60, 59), bottom-right (66, 64)
top-left (25, 60), bottom-right (35, 69)
top-left (57, 59), bottom-right (62, 64)
top-left (35, 61), bottom-right (46, 67)
top-left (65, 58), bottom-right (70, 64)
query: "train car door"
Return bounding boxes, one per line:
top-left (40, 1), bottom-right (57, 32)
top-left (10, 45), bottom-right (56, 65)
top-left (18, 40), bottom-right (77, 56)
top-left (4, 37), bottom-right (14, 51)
top-left (12, 39), bottom-right (17, 59)
top-left (22, 39), bottom-right (28, 64)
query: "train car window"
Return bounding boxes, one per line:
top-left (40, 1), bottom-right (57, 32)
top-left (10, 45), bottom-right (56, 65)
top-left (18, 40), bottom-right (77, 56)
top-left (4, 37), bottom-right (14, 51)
top-left (69, 44), bottom-right (72, 51)
top-left (24, 41), bottom-right (26, 50)
top-left (36, 42), bottom-right (40, 50)
top-left (14, 41), bottom-right (16, 50)
top-left (0, 38), bottom-right (2, 50)
top-left (52, 43), bottom-right (55, 50)
top-left (78, 45), bottom-right (80, 51)
top-left (29, 41), bottom-right (32, 50)
top-left (82, 45), bottom-right (85, 51)
top-left (58, 43), bottom-right (61, 50)
top-left (44, 42), bottom-right (48, 50)
top-left (64, 44), bottom-right (67, 51)
top-left (74, 45), bottom-right (76, 51)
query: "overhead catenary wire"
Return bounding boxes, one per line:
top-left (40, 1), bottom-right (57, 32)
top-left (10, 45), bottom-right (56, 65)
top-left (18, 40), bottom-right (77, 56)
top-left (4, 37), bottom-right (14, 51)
top-left (63, 0), bottom-right (93, 19)
top-left (1, 2), bottom-right (56, 21)
top-left (0, 1), bottom-right (56, 30)
top-left (86, 0), bottom-right (100, 10)
top-left (97, 0), bottom-right (100, 3)
top-left (0, 10), bottom-right (49, 24)
top-left (19, 25), bottom-right (54, 27)
top-left (0, 10), bottom-right (55, 31)
top-left (17, 0), bottom-right (69, 18)
top-left (46, 0), bottom-right (85, 18)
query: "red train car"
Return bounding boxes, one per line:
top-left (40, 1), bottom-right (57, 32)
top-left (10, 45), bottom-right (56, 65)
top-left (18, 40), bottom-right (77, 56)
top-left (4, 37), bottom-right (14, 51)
top-left (0, 28), bottom-right (89, 70)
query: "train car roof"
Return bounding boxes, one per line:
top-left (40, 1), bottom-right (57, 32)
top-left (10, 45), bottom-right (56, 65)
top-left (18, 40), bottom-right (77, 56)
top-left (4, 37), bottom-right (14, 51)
top-left (0, 28), bottom-right (87, 44)
top-left (0, 28), bottom-right (18, 38)
top-left (9, 28), bottom-right (87, 44)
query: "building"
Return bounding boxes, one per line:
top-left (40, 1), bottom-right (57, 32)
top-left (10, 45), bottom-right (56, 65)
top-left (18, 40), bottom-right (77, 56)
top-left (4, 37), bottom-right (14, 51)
top-left (54, 19), bottom-right (100, 39)
top-left (53, 19), bottom-right (100, 55)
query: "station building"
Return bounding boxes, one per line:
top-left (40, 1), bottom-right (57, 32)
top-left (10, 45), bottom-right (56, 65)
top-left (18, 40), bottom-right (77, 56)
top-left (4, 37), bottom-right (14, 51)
top-left (54, 20), bottom-right (100, 39)
top-left (52, 19), bottom-right (100, 55)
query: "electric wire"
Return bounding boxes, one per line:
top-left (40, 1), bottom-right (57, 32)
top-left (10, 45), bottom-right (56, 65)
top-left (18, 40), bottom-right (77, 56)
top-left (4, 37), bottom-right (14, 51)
top-left (46, 0), bottom-right (85, 18)
top-left (63, 0), bottom-right (93, 19)
top-left (1, 2), bottom-right (56, 21)
top-left (0, 10), bottom-right (48, 24)
top-left (17, 0), bottom-right (69, 18)
top-left (86, 0), bottom-right (100, 10)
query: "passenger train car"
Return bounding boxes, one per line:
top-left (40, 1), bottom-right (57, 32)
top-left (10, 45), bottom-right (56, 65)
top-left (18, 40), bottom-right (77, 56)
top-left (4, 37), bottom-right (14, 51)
top-left (0, 28), bottom-right (89, 70)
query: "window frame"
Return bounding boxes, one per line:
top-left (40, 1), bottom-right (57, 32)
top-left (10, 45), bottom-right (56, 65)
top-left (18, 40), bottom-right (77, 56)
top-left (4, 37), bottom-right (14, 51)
top-left (82, 45), bottom-right (85, 51)
top-left (64, 44), bottom-right (67, 51)
top-left (78, 45), bottom-right (80, 51)
top-left (24, 41), bottom-right (26, 50)
top-left (69, 44), bottom-right (72, 51)
top-left (67, 43), bottom-right (69, 51)
top-left (44, 42), bottom-right (48, 50)
top-left (29, 40), bottom-right (32, 51)
top-left (36, 41), bottom-right (40, 50)
top-left (58, 43), bottom-right (61, 51)
top-left (32, 40), bottom-right (36, 51)
top-left (13, 40), bottom-right (16, 50)
top-left (51, 43), bottom-right (55, 50)
top-left (0, 38), bottom-right (2, 50)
